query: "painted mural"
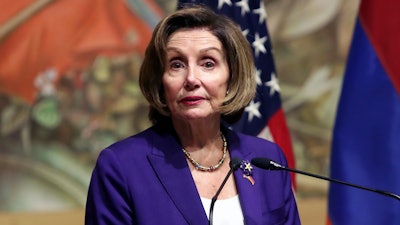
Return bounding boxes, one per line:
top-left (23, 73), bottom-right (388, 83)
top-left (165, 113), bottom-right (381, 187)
top-left (0, 0), bottom-right (161, 211)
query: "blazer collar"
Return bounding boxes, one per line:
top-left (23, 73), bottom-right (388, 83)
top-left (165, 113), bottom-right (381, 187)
top-left (147, 124), bottom-right (209, 225)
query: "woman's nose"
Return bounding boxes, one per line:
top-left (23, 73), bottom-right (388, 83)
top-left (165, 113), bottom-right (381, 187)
top-left (184, 66), bottom-right (200, 90)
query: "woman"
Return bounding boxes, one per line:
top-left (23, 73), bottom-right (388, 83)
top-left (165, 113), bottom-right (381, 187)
top-left (85, 4), bottom-right (300, 225)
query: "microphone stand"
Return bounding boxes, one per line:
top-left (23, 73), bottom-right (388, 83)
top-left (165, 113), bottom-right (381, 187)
top-left (281, 166), bottom-right (400, 201)
top-left (209, 158), bottom-right (242, 225)
top-left (251, 157), bottom-right (400, 201)
top-left (209, 169), bottom-right (234, 225)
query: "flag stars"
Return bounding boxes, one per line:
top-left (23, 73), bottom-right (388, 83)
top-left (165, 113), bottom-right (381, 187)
top-left (252, 33), bottom-right (267, 58)
top-left (253, 2), bottom-right (267, 24)
top-left (245, 100), bottom-right (262, 122)
top-left (235, 0), bottom-right (250, 16)
top-left (255, 69), bottom-right (262, 85)
top-left (244, 162), bottom-right (253, 171)
top-left (242, 29), bottom-right (249, 38)
top-left (265, 72), bottom-right (280, 96)
top-left (217, 0), bottom-right (232, 10)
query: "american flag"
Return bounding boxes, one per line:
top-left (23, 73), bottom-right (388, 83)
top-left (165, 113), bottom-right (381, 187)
top-left (177, 0), bottom-right (296, 186)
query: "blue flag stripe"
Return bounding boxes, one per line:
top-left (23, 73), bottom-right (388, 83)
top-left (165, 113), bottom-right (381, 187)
top-left (328, 18), bottom-right (400, 224)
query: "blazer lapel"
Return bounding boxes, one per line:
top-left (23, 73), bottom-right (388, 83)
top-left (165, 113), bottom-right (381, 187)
top-left (234, 168), bottom-right (264, 225)
top-left (147, 132), bottom-right (209, 225)
top-left (228, 130), bottom-right (264, 225)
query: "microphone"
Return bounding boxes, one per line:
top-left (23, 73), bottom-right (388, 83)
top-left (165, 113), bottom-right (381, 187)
top-left (251, 157), bottom-right (400, 201)
top-left (209, 157), bottom-right (242, 225)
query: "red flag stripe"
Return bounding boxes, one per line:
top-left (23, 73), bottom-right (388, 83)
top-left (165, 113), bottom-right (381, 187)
top-left (268, 108), bottom-right (296, 188)
top-left (359, 0), bottom-right (400, 94)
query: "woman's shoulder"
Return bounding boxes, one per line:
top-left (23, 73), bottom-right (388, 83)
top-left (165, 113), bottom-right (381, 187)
top-left (227, 128), bottom-right (278, 149)
top-left (99, 125), bottom-right (161, 157)
top-left (112, 125), bottom-right (153, 145)
top-left (226, 128), bottom-right (287, 164)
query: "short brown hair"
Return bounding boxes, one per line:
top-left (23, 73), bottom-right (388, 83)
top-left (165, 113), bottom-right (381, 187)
top-left (139, 4), bottom-right (255, 124)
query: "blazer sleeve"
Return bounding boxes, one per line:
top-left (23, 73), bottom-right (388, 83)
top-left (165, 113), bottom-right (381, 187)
top-left (85, 148), bottom-right (133, 225)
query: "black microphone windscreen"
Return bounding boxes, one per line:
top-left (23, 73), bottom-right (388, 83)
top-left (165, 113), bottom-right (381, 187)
top-left (251, 157), bottom-right (274, 170)
top-left (229, 158), bottom-right (242, 170)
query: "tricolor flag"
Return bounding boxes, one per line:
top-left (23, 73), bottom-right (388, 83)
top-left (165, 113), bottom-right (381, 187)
top-left (328, 0), bottom-right (400, 224)
top-left (176, 0), bottom-right (296, 186)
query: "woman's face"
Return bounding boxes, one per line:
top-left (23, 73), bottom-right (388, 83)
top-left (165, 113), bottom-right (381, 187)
top-left (162, 28), bottom-right (229, 122)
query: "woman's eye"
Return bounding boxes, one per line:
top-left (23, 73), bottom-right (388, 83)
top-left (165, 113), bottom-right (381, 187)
top-left (170, 61), bottom-right (184, 69)
top-left (203, 60), bottom-right (215, 69)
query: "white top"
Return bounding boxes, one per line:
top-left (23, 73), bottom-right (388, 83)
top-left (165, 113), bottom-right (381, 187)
top-left (201, 195), bottom-right (244, 225)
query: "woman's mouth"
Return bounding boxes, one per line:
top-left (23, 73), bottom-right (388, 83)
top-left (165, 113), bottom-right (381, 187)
top-left (180, 96), bottom-right (204, 105)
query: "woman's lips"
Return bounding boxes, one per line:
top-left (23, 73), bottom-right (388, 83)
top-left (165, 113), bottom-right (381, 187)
top-left (180, 96), bottom-right (204, 105)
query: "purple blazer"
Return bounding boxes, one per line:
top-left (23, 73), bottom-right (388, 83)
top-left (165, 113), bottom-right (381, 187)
top-left (85, 123), bottom-right (301, 225)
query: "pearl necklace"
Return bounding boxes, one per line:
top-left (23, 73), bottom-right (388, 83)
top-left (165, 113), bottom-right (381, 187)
top-left (182, 133), bottom-right (227, 172)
